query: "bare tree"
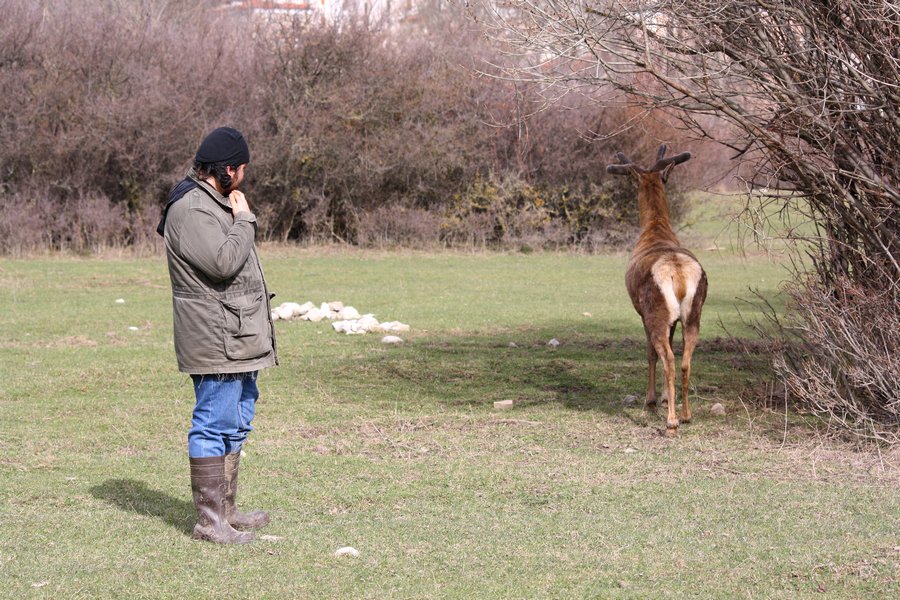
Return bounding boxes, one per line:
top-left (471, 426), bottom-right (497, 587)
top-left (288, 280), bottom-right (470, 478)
top-left (477, 0), bottom-right (900, 441)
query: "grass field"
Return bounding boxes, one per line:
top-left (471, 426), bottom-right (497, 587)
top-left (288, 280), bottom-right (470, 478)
top-left (1, 197), bottom-right (898, 598)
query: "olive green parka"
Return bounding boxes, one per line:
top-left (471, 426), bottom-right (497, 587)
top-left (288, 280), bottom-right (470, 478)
top-left (162, 171), bottom-right (277, 374)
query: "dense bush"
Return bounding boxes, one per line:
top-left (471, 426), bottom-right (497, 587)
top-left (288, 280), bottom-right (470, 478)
top-left (0, 0), bottom-right (702, 254)
top-left (439, 173), bottom-right (668, 250)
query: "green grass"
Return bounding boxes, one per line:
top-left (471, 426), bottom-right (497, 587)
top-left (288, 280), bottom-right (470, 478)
top-left (1, 203), bottom-right (897, 598)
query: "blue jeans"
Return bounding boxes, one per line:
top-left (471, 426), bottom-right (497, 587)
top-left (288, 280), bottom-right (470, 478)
top-left (188, 371), bottom-right (259, 458)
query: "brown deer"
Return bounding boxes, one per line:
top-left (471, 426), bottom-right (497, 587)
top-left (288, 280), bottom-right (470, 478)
top-left (607, 145), bottom-right (707, 436)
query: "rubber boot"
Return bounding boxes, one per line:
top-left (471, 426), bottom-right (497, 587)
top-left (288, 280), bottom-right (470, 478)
top-left (190, 456), bottom-right (255, 544)
top-left (224, 451), bottom-right (270, 530)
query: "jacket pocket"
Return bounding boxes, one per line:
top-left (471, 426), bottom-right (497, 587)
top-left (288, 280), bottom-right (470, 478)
top-left (221, 293), bottom-right (270, 360)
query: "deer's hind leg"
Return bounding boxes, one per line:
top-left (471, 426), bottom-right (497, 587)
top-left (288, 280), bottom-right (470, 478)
top-left (681, 273), bottom-right (707, 424)
top-left (680, 322), bottom-right (699, 424)
top-left (659, 321), bottom-right (677, 405)
top-left (644, 327), bottom-right (659, 410)
top-left (650, 330), bottom-right (678, 436)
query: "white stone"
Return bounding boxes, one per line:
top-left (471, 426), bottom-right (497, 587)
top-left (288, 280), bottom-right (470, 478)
top-left (339, 306), bottom-right (360, 320)
top-left (275, 305), bottom-right (295, 320)
top-left (334, 320), bottom-right (369, 335)
top-left (710, 402), bottom-right (726, 416)
top-left (128, 326), bottom-right (139, 331)
top-left (494, 400), bottom-right (514, 410)
top-left (381, 335), bottom-right (404, 344)
top-left (296, 301), bottom-right (315, 315)
top-left (508, 342), bottom-right (519, 348)
top-left (328, 301), bottom-right (344, 312)
top-left (115, 298), bottom-right (125, 304)
top-left (271, 311), bottom-right (280, 321)
top-left (279, 302), bottom-right (303, 317)
top-left (357, 315), bottom-right (380, 332)
top-left (334, 546), bottom-right (360, 558)
top-left (319, 302), bottom-right (334, 319)
top-left (305, 308), bottom-right (325, 322)
top-left (547, 338), bottom-right (560, 348)
top-left (381, 321), bottom-right (410, 333)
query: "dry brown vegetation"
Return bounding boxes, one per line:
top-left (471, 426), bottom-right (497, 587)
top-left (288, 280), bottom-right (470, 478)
top-left (0, 0), bottom-right (725, 255)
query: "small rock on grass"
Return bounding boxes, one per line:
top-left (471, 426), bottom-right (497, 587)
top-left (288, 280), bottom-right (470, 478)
top-left (380, 321), bottom-right (410, 333)
top-left (622, 394), bottom-right (639, 406)
top-left (710, 402), bottom-right (726, 416)
top-left (381, 335), bottom-right (404, 344)
top-left (334, 546), bottom-right (360, 558)
top-left (493, 400), bottom-right (514, 410)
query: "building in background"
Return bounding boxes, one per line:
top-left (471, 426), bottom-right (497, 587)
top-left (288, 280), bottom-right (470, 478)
top-left (225, 0), bottom-right (423, 25)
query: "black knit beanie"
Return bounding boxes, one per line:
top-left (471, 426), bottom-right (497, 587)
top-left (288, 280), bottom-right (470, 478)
top-left (194, 127), bottom-right (250, 165)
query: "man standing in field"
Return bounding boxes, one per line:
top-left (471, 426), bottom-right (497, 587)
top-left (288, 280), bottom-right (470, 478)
top-left (157, 126), bottom-right (278, 544)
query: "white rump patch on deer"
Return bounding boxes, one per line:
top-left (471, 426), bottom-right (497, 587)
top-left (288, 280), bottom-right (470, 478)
top-left (651, 255), bottom-right (703, 324)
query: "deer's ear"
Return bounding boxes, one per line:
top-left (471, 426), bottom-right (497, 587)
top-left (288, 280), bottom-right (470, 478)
top-left (660, 162), bottom-right (675, 183)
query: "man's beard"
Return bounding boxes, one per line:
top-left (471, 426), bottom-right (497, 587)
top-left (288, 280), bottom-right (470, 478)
top-left (223, 177), bottom-right (241, 194)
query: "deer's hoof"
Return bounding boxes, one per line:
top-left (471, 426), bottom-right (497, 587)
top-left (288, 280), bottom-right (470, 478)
top-left (664, 419), bottom-right (679, 436)
top-left (680, 414), bottom-right (692, 424)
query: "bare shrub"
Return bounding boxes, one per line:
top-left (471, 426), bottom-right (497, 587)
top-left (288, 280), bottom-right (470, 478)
top-left (0, 187), bottom-right (130, 255)
top-left (0, 193), bottom-right (54, 256)
top-left (356, 205), bottom-right (443, 249)
top-left (248, 15), bottom-right (493, 244)
top-left (756, 268), bottom-right (900, 445)
top-left (0, 0), bottom-right (252, 252)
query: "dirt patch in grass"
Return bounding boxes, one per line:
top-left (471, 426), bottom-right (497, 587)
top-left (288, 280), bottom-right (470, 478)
top-left (46, 335), bottom-right (98, 348)
top-left (264, 409), bottom-right (900, 488)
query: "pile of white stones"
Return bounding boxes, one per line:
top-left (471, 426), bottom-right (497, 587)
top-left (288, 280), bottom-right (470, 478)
top-left (271, 300), bottom-right (410, 336)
